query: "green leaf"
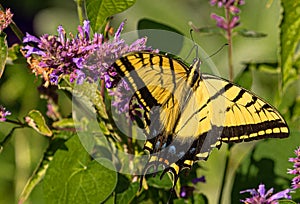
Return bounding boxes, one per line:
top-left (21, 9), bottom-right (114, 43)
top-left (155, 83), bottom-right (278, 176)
top-left (237, 29), bottom-right (267, 38)
top-left (86, 0), bottom-right (136, 32)
top-left (280, 1), bottom-right (300, 89)
top-left (52, 118), bottom-right (75, 129)
top-left (25, 110), bottom-right (52, 137)
top-left (116, 182), bottom-right (139, 203)
top-left (138, 18), bottom-right (182, 35)
top-left (0, 33), bottom-right (8, 79)
top-left (18, 132), bottom-right (72, 204)
top-left (43, 136), bottom-right (117, 204)
top-left (137, 18), bottom-right (184, 54)
top-left (234, 64), bottom-right (253, 90)
top-left (146, 171), bottom-right (172, 189)
top-left (278, 200), bottom-right (297, 204)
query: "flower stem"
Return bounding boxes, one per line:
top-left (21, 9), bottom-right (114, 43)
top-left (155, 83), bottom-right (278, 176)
top-left (225, 7), bottom-right (234, 81)
top-left (0, 127), bottom-right (19, 153)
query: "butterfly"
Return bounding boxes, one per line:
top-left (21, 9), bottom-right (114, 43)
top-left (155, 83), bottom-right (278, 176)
top-left (112, 51), bottom-right (289, 192)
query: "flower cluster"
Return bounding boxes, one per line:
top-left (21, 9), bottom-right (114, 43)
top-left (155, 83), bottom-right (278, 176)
top-left (288, 146), bottom-right (300, 190)
top-left (0, 8), bottom-right (13, 33)
top-left (240, 184), bottom-right (291, 203)
top-left (22, 20), bottom-right (105, 85)
top-left (22, 20), bottom-right (156, 115)
top-left (0, 105), bottom-right (11, 122)
top-left (210, 0), bottom-right (244, 30)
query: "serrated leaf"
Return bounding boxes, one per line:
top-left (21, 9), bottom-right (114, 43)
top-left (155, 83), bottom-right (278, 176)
top-left (25, 110), bottom-right (52, 137)
top-left (43, 136), bottom-right (117, 204)
top-left (280, 1), bottom-right (300, 89)
top-left (86, 0), bottom-right (136, 32)
top-left (0, 33), bottom-right (8, 79)
top-left (237, 29), bottom-right (267, 38)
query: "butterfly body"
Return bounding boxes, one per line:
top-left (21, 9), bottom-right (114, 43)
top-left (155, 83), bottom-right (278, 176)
top-left (112, 51), bottom-right (289, 189)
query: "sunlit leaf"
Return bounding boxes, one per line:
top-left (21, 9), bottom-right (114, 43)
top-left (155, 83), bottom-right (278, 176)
top-left (44, 136), bottom-right (117, 203)
top-left (280, 1), bottom-right (300, 89)
top-left (0, 33), bottom-right (8, 79)
top-left (86, 0), bottom-right (136, 32)
top-left (25, 110), bottom-right (52, 137)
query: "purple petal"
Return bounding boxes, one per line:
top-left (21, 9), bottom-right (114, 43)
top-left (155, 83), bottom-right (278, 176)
top-left (0, 106), bottom-right (11, 122)
top-left (268, 189), bottom-right (291, 201)
top-left (180, 186), bottom-right (195, 198)
top-left (229, 16), bottom-right (240, 29)
top-left (23, 32), bottom-right (41, 43)
top-left (23, 45), bottom-right (46, 57)
top-left (258, 184), bottom-right (266, 196)
top-left (73, 57), bottom-right (85, 69)
top-left (229, 5), bottom-right (240, 14)
top-left (192, 176), bottom-right (206, 184)
top-left (114, 21), bottom-right (126, 40)
top-left (211, 13), bottom-right (227, 29)
top-left (240, 188), bottom-right (258, 196)
top-left (57, 25), bottom-right (65, 45)
top-left (83, 20), bottom-right (90, 39)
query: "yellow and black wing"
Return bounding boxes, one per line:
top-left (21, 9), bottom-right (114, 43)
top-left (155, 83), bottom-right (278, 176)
top-left (112, 51), bottom-right (289, 189)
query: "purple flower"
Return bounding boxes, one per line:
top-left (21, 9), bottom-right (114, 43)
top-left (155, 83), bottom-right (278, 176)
top-left (240, 184), bottom-right (291, 203)
top-left (0, 8), bottom-right (13, 32)
top-left (22, 20), bottom-right (104, 85)
top-left (179, 176), bottom-right (206, 199)
top-left (210, 0), bottom-right (243, 30)
top-left (180, 186), bottom-right (195, 198)
top-left (211, 13), bottom-right (240, 30)
top-left (192, 176), bottom-right (206, 184)
top-left (288, 146), bottom-right (300, 190)
top-left (210, 0), bottom-right (244, 14)
top-left (0, 106), bottom-right (11, 122)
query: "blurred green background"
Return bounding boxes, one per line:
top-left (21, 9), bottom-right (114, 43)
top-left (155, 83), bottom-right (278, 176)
top-left (0, 0), bottom-right (296, 203)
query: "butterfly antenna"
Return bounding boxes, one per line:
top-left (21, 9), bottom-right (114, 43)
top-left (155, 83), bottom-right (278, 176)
top-left (184, 29), bottom-right (199, 61)
top-left (205, 43), bottom-right (228, 59)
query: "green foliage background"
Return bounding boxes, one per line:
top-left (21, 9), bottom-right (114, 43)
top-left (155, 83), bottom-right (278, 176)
top-left (0, 0), bottom-right (300, 203)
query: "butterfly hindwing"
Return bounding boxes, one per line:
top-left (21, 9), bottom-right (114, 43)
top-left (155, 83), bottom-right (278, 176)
top-left (201, 74), bottom-right (289, 143)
